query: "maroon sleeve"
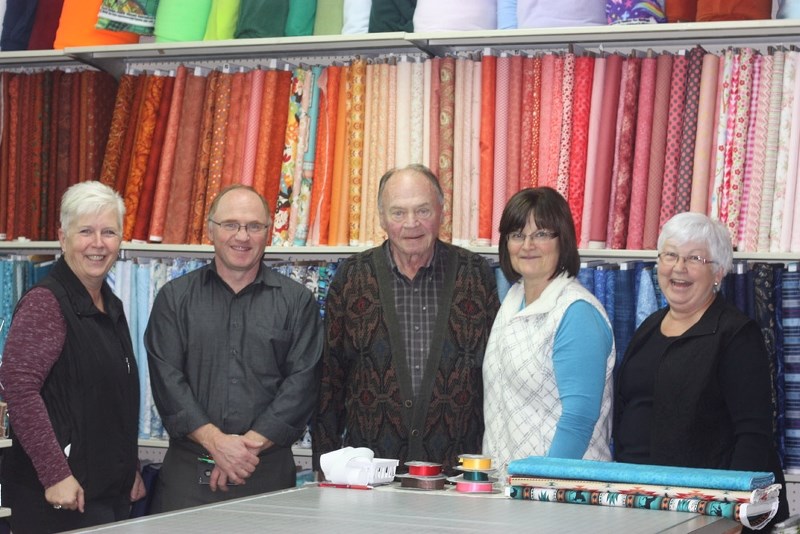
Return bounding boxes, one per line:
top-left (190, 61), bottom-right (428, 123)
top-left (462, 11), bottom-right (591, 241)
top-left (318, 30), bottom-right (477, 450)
top-left (0, 287), bottom-right (71, 489)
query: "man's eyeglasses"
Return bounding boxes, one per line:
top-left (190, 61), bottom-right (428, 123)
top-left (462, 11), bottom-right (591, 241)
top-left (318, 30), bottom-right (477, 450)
top-left (507, 230), bottom-right (558, 245)
top-left (657, 251), bottom-right (716, 267)
top-left (209, 219), bottom-right (269, 235)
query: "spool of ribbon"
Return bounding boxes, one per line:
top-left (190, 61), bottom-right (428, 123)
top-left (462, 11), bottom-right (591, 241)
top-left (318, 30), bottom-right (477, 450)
top-left (400, 477), bottom-right (446, 490)
top-left (406, 461), bottom-right (443, 477)
top-left (458, 454), bottom-right (492, 471)
top-left (455, 480), bottom-right (493, 493)
top-left (462, 471), bottom-right (489, 482)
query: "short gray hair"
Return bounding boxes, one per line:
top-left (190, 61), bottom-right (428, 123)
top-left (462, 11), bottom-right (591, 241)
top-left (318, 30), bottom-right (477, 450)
top-left (657, 212), bottom-right (733, 276)
top-left (377, 164), bottom-right (444, 212)
top-left (60, 181), bottom-right (125, 233)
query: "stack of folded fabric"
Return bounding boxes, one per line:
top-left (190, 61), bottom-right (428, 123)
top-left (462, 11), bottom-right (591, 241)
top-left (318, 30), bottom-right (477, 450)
top-left (506, 457), bottom-right (781, 530)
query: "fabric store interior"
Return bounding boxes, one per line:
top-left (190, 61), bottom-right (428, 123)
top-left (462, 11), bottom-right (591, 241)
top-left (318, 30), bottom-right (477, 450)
top-left (1, 0), bottom-right (800, 532)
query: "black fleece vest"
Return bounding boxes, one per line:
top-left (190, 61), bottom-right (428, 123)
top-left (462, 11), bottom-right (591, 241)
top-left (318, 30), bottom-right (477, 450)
top-left (2, 258), bottom-right (139, 500)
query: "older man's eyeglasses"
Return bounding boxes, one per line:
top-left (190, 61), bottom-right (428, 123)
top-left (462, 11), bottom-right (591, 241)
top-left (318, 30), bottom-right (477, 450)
top-left (209, 220), bottom-right (269, 235)
top-left (507, 230), bottom-right (558, 245)
top-left (657, 252), bottom-right (716, 267)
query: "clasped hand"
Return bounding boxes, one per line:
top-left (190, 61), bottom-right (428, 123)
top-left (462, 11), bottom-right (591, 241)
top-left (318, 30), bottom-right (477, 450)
top-left (207, 433), bottom-right (263, 491)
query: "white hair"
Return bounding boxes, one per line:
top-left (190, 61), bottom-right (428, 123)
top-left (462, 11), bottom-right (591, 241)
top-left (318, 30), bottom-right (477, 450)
top-left (60, 181), bottom-right (125, 233)
top-left (657, 212), bottom-right (733, 276)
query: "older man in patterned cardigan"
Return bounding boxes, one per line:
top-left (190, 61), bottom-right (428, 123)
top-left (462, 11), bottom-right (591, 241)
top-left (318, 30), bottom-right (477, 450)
top-left (313, 164), bottom-right (500, 474)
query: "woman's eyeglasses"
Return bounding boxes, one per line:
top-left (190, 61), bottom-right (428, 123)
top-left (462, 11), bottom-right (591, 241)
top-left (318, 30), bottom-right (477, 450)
top-left (507, 230), bottom-right (558, 245)
top-left (657, 252), bottom-right (716, 267)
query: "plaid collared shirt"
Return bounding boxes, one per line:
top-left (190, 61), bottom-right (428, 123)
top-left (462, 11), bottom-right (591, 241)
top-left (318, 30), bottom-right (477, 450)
top-left (384, 241), bottom-right (446, 395)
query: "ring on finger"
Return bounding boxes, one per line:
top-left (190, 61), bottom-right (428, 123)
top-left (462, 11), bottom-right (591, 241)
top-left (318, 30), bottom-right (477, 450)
top-left (53, 504), bottom-right (62, 510)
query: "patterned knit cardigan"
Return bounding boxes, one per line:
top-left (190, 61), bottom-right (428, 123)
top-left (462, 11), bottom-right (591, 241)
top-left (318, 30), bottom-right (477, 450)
top-left (312, 242), bottom-right (500, 472)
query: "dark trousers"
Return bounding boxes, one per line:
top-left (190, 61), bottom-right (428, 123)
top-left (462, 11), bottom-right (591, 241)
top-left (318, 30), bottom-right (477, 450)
top-left (150, 443), bottom-right (296, 513)
top-left (2, 479), bottom-right (129, 534)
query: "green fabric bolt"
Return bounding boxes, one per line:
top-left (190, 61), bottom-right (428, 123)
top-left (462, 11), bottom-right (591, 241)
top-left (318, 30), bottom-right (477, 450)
top-left (235, 0), bottom-right (289, 38)
top-left (154, 0), bottom-right (212, 42)
top-left (313, 0), bottom-right (343, 35)
top-left (204, 0), bottom-right (241, 40)
top-left (285, 0), bottom-right (317, 36)
top-left (368, 0), bottom-right (416, 32)
top-left (96, 0), bottom-right (161, 35)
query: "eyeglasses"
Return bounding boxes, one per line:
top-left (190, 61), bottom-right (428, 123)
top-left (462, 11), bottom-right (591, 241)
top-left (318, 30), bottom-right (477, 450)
top-left (507, 230), bottom-right (558, 245)
top-left (657, 252), bottom-right (716, 267)
top-left (209, 219), bottom-right (269, 235)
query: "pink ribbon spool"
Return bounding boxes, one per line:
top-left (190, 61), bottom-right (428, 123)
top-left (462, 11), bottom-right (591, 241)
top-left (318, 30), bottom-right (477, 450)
top-left (455, 481), bottom-right (493, 493)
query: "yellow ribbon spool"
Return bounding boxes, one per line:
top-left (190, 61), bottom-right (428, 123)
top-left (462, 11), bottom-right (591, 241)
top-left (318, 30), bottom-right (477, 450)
top-left (458, 454), bottom-right (492, 471)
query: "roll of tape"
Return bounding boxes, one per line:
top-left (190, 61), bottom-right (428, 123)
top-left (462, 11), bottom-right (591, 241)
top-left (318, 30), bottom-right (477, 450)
top-left (455, 481), bottom-right (493, 493)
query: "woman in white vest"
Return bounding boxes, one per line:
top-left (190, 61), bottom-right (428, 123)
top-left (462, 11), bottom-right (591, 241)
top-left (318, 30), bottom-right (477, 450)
top-left (483, 187), bottom-right (615, 474)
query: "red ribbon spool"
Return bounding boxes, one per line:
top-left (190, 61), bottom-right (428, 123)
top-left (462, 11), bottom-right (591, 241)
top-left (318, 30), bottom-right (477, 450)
top-left (407, 463), bottom-right (442, 477)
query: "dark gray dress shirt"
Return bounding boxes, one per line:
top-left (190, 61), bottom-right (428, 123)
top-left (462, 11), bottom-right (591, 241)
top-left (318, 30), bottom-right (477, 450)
top-left (145, 262), bottom-right (323, 449)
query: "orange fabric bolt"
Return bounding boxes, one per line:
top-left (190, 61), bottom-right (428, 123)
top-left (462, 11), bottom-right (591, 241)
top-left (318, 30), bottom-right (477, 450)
top-left (114, 74), bottom-right (146, 195)
top-left (53, 0), bottom-right (139, 49)
top-left (666, 0), bottom-right (697, 22)
top-left (188, 71), bottom-right (219, 245)
top-left (221, 71), bottom-right (245, 190)
top-left (336, 66), bottom-right (355, 246)
top-left (231, 72), bottom-right (252, 184)
top-left (149, 66), bottom-right (188, 242)
top-left (346, 61), bottom-right (365, 246)
top-left (202, 71), bottom-right (233, 243)
top-left (310, 65), bottom-right (340, 245)
top-left (263, 70), bottom-right (292, 244)
top-left (123, 75), bottom-right (165, 241)
top-left (252, 69), bottom-right (278, 199)
top-left (331, 64), bottom-right (350, 246)
top-left (163, 72), bottom-right (208, 244)
top-left (696, 0), bottom-right (771, 21)
top-left (100, 74), bottom-right (136, 188)
top-left (133, 75), bottom-right (175, 242)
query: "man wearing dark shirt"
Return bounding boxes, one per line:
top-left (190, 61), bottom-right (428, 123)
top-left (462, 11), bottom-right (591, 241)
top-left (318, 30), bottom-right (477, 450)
top-left (145, 185), bottom-right (322, 512)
